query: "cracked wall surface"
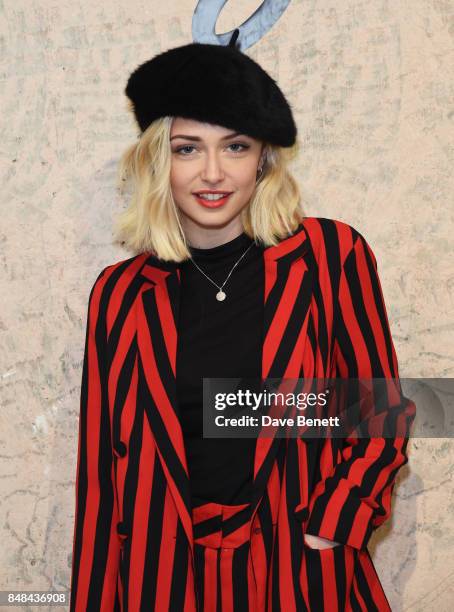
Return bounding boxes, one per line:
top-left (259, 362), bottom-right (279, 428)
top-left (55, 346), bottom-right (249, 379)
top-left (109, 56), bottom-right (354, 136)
top-left (1, 1), bottom-right (453, 610)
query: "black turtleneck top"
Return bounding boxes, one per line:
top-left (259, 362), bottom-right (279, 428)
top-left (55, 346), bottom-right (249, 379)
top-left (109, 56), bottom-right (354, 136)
top-left (176, 230), bottom-right (264, 508)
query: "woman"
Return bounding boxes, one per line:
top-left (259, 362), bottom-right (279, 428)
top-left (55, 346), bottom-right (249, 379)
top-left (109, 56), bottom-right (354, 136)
top-left (70, 31), bottom-right (415, 611)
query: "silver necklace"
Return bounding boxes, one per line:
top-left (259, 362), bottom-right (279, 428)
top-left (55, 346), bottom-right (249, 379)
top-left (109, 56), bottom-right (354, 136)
top-left (189, 241), bottom-right (255, 301)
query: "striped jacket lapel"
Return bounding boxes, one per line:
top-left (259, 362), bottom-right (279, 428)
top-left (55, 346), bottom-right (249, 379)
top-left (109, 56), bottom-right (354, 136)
top-left (252, 229), bottom-right (313, 505)
top-left (136, 223), bottom-right (314, 555)
top-left (136, 260), bottom-right (195, 552)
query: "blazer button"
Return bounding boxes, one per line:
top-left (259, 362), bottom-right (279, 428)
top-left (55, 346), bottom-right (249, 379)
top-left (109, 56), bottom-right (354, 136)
top-left (114, 441), bottom-right (127, 457)
top-left (116, 521), bottom-right (128, 538)
top-left (253, 527), bottom-right (262, 534)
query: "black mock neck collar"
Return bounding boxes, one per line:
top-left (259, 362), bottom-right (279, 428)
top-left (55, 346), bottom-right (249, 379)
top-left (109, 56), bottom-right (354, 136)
top-left (188, 231), bottom-right (256, 260)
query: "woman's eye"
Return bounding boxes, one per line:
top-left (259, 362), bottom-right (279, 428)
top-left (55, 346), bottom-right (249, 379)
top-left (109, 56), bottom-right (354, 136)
top-left (175, 145), bottom-right (196, 155)
top-left (228, 142), bottom-right (249, 152)
top-left (174, 143), bottom-right (250, 155)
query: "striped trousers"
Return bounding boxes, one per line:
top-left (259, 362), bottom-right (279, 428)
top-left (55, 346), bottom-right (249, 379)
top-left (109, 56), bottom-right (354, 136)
top-left (192, 499), bottom-right (258, 612)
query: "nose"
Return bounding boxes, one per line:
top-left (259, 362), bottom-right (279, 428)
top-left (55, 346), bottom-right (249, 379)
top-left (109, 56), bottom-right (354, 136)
top-left (200, 150), bottom-right (225, 183)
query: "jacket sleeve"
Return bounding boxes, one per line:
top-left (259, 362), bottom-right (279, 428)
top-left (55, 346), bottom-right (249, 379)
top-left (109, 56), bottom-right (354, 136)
top-left (70, 267), bottom-right (121, 611)
top-left (304, 232), bottom-right (416, 550)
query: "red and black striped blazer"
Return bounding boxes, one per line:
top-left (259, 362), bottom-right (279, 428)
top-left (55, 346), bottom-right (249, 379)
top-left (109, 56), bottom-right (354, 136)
top-left (70, 216), bottom-right (416, 611)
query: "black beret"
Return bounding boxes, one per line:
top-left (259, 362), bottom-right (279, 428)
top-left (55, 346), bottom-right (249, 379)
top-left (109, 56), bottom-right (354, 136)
top-left (124, 30), bottom-right (297, 147)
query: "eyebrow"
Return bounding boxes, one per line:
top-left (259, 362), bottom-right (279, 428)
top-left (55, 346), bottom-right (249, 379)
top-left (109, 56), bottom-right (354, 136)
top-left (170, 131), bottom-right (244, 142)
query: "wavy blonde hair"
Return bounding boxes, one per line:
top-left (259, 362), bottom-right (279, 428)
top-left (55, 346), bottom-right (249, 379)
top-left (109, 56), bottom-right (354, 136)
top-left (114, 116), bottom-right (305, 262)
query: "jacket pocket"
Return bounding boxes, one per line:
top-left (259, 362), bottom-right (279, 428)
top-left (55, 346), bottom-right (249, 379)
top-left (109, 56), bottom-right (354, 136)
top-left (294, 504), bottom-right (357, 611)
top-left (301, 542), bottom-right (357, 611)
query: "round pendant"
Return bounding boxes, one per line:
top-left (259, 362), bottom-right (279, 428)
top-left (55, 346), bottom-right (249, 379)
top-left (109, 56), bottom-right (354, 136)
top-left (216, 290), bottom-right (226, 301)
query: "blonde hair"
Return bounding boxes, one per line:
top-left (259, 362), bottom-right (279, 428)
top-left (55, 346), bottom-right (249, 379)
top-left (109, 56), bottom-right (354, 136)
top-left (114, 116), bottom-right (305, 262)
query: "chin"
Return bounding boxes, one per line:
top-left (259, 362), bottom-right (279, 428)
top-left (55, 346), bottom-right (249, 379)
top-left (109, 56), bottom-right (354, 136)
top-left (191, 212), bottom-right (236, 230)
top-left (181, 204), bottom-right (246, 228)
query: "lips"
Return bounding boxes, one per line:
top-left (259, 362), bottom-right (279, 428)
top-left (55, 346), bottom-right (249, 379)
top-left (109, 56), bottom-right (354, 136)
top-left (193, 193), bottom-right (233, 208)
top-left (193, 191), bottom-right (232, 197)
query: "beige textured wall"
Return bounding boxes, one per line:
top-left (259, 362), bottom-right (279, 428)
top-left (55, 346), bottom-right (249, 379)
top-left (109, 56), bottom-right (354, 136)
top-left (1, 1), bottom-right (453, 610)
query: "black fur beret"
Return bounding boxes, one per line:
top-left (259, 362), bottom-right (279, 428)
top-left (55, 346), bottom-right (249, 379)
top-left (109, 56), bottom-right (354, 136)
top-left (124, 30), bottom-right (297, 147)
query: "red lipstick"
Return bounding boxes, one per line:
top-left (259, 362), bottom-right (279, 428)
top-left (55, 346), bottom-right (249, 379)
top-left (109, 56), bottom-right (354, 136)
top-left (193, 191), bottom-right (233, 209)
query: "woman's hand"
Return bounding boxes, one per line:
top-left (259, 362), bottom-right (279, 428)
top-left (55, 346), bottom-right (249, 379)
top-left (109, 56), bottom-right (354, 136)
top-left (304, 534), bottom-right (341, 550)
